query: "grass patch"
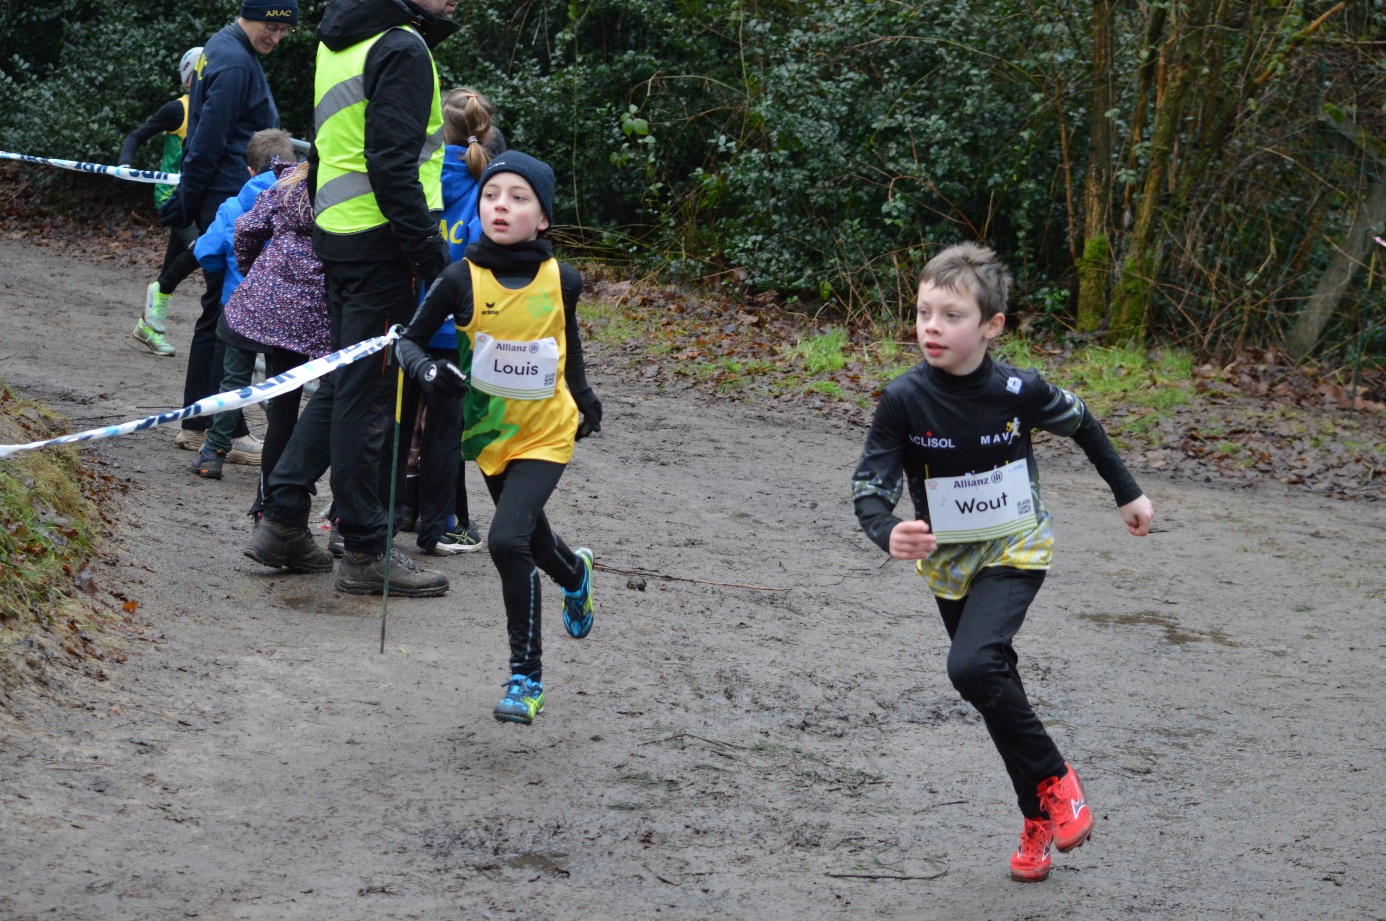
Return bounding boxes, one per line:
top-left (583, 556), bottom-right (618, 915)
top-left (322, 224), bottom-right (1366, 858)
top-left (0, 387), bottom-right (103, 619)
top-left (1, 381), bottom-right (120, 700)
top-left (786, 327), bottom-right (849, 375)
top-left (803, 380), bottom-right (847, 399)
top-left (1055, 346), bottom-right (1194, 416)
top-left (991, 335), bottom-right (1047, 370)
top-left (580, 298), bottom-right (644, 347)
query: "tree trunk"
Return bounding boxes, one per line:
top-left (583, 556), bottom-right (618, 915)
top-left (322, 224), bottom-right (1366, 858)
top-left (1110, 0), bottom-right (1215, 344)
top-left (1285, 115), bottom-right (1386, 360)
top-left (1076, 0), bottom-right (1116, 333)
top-left (1119, 5), bottom-right (1169, 229)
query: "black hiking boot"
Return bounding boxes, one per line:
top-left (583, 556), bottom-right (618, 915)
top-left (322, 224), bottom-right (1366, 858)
top-left (335, 548), bottom-right (449, 597)
top-left (244, 519), bottom-right (335, 573)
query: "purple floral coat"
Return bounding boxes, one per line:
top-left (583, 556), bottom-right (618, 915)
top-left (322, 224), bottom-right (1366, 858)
top-left (226, 159), bottom-right (332, 359)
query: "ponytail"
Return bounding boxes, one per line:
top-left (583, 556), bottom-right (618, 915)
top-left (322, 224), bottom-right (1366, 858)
top-left (442, 87), bottom-right (496, 179)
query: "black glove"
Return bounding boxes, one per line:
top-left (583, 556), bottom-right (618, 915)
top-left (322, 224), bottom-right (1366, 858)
top-left (158, 192), bottom-right (190, 229)
top-left (418, 359), bottom-right (467, 398)
top-left (412, 235), bottom-right (450, 290)
top-left (574, 389), bottom-right (602, 440)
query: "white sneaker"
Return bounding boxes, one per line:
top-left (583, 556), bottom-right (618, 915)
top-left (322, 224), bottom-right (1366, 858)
top-left (173, 429), bottom-right (205, 451)
top-left (227, 433), bottom-right (263, 466)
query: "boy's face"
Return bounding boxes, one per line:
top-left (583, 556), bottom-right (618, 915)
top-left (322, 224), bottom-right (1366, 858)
top-left (480, 173), bottom-right (550, 245)
top-left (915, 280), bottom-right (1004, 376)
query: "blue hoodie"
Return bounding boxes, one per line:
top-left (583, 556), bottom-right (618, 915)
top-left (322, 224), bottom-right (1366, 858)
top-left (193, 169), bottom-right (277, 304)
top-left (428, 144), bottom-right (485, 351)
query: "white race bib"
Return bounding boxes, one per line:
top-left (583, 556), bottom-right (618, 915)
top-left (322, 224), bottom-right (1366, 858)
top-left (924, 458), bottom-right (1036, 544)
top-left (470, 332), bottom-right (559, 400)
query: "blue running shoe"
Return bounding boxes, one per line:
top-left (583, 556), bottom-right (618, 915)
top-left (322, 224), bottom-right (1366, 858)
top-left (562, 547), bottom-right (594, 639)
top-left (494, 674), bottom-right (544, 725)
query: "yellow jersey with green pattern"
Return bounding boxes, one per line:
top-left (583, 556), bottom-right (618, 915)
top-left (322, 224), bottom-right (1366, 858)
top-left (457, 259), bottom-right (577, 475)
top-left (852, 355), bottom-right (1143, 600)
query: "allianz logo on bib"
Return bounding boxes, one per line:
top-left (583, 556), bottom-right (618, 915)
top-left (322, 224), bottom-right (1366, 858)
top-left (495, 341), bottom-right (533, 353)
top-left (908, 431), bottom-right (955, 449)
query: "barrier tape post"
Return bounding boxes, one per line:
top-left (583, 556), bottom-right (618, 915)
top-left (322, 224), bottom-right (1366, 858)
top-left (1, 150), bottom-right (179, 186)
top-left (0, 330), bottom-right (401, 459)
top-left (381, 344), bottom-right (406, 654)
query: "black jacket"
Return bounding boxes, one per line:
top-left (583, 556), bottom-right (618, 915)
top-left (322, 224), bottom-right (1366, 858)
top-left (162, 24), bottom-right (279, 226)
top-left (311, 0), bottom-right (459, 277)
top-left (852, 355), bottom-right (1142, 554)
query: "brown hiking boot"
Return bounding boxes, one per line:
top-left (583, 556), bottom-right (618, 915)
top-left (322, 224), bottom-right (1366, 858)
top-left (243, 519), bottom-right (334, 573)
top-left (335, 548), bottom-right (449, 597)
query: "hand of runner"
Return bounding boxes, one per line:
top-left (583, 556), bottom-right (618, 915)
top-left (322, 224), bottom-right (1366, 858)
top-left (889, 519), bottom-right (936, 560)
top-left (1119, 494), bottom-right (1154, 536)
top-left (420, 359), bottom-right (467, 398)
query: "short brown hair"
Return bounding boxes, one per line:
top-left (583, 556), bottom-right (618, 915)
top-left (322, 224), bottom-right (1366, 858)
top-left (919, 242), bottom-right (1013, 321)
top-left (246, 128), bottom-right (294, 175)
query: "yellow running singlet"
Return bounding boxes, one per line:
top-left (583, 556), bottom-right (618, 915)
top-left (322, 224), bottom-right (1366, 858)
top-left (458, 259), bottom-right (578, 475)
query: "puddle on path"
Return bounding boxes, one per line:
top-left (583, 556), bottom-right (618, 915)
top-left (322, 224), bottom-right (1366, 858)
top-left (505, 852), bottom-right (569, 874)
top-left (278, 592), bottom-right (377, 617)
top-left (1077, 610), bottom-right (1240, 647)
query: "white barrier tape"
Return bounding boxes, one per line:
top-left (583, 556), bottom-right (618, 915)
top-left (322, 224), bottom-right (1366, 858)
top-left (0, 150), bottom-right (179, 185)
top-left (0, 329), bottom-right (402, 459)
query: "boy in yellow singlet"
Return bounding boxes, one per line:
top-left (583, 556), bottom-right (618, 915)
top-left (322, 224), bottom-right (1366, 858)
top-left (397, 151), bottom-right (603, 725)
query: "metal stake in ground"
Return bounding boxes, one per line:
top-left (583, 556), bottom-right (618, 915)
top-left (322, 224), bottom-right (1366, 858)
top-left (380, 347), bottom-right (406, 653)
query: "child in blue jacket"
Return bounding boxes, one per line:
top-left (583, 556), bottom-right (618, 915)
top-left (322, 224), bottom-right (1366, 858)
top-left (189, 128), bottom-right (295, 479)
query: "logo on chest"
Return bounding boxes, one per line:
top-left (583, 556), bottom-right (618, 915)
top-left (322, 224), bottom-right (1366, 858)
top-left (908, 430), bottom-right (955, 450)
top-left (979, 417), bottom-right (1022, 446)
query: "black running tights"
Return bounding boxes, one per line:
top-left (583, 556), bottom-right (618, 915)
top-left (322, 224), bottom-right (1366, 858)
top-left (935, 566), bottom-right (1066, 818)
top-left (482, 459), bottom-right (584, 683)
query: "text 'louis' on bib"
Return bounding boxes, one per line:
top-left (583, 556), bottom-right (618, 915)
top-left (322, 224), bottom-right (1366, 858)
top-left (470, 332), bottom-right (560, 401)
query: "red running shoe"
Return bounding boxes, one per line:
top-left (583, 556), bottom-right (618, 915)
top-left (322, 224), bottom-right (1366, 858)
top-left (1009, 817), bottom-right (1053, 882)
top-left (1037, 762), bottom-right (1094, 852)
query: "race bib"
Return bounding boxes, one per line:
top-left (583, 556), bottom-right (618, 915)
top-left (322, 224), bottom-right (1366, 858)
top-left (924, 458), bottom-right (1036, 544)
top-left (470, 333), bottom-right (559, 400)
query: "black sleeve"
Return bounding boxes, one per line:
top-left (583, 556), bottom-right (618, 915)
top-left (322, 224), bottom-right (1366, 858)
top-left (362, 31), bottom-right (446, 272)
top-left (851, 390), bottom-right (909, 553)
top-left (398, 259), bottom-right (473, 381)
top-left (119, 100), bottom-right (185, 164)
top-left (180, 65), bottom-right (252, 215)
top-left (1028, 379), bottom-right (1143, 506)
top-left (558, 263), bottom-right (592, 396)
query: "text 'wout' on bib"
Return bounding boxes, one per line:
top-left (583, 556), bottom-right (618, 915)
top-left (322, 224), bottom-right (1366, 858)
top-left (925, 458), bottom-right (1036, 544)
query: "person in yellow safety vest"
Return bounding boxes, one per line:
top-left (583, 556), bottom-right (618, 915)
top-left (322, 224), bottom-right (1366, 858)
top-left (119, 46), bottom-right (203, 357)
top-left (245, 0), bottom-right (460, 599)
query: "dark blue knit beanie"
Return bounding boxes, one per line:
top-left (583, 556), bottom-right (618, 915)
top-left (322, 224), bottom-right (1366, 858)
top-left (479, 151), bottom-right (555, 230)
top-left (241, 0), bottom-right (298, 25)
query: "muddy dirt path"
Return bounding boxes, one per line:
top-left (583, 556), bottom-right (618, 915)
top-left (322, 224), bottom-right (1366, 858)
top-left (1, 238), bottom-right (1384, 920)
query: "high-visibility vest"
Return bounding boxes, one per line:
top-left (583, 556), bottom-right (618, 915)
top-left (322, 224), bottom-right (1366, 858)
top-left (313, 25), bottom-right (444, 233)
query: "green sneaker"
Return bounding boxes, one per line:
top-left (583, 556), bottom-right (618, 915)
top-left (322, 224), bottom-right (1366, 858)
top-left (494, 674), bottom-right (544, 725)
top-left (562, 547), bottom-right (594, 639)
top-left (133, 318), bottom-right (175, 356)
top-left (144, 281), bottom-right (171, 333)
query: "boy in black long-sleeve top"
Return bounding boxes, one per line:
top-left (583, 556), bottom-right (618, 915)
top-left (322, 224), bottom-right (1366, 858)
top-left (852, 242), bottom-right (1154, 882)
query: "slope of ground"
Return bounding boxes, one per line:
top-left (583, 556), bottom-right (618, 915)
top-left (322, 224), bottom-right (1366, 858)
top-left (0, 236), bottom-right (1384, 919)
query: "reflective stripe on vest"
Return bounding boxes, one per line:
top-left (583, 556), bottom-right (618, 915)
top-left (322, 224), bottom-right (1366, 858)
top-left (313, 25), bottom-right (444, 233)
